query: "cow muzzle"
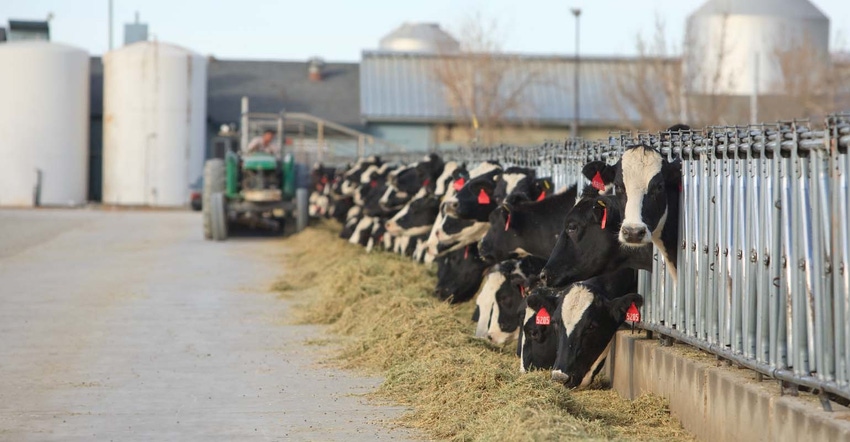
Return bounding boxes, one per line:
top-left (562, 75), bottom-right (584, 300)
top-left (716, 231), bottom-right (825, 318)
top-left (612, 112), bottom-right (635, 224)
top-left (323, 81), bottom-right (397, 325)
top-left (551, 369), bottom-right (571, 384)
top-left (619, 223), bottom-right (650, 246)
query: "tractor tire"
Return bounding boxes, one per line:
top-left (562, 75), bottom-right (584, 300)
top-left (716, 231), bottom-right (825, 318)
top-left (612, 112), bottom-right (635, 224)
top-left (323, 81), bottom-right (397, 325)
top-left (203, 159), bottom-right (226, 240)
top-left (210, 192), bottom-right (228, 241)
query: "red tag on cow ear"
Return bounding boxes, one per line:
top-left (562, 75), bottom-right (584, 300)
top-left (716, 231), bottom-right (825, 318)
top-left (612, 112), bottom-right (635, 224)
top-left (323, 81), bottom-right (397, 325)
top-left (477, 189), bottom-right (491, 205)
top-left (592, 171), bottom-right (606, 192)
top-left (453, 177), bottom-right (466, 191)
top-left (536, 307), bottom-right (551, 325)
top-left (519, 285), bottom-right (526, 297)
top-left (321, 176), bottom-right (328, 184)
top-left (464, 245), bottom-right (469, 260)
top-left (504, 213), bottom-right (511, 231)
top-left (536, 191), bottom-right (546, 202)
top-left (370, 180), bottom-right (378, 188)
top-left (626, 302), bottom-right (641, 322)
top-left (423, 179), bottom-right (430, 187)
top-left (601, 208), bottom-right (608, 229)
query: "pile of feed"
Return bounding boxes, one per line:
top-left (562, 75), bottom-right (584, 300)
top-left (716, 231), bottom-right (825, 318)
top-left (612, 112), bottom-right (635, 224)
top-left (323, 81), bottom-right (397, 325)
top-left (276, 222), bottom-right (692, 441)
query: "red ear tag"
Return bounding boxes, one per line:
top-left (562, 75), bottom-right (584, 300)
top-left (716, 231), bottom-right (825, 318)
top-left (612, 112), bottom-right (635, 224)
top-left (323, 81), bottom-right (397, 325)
top-left (504, 213), bottom-right (511, 231)
top-left (536, 191), bottom-right (546, 202)
top-left (464, 245), bottom-right (470, 260)
top-left (321, 176), bottom-right (328, 184)
top-left (370, 180), bottom-right (378, 188)
top-left (423, 179), bottom-right (430, 187)
top-left (592, 171), bottom-right (606, 192)
top-left (626, 302), bottom-right (641, 322)
top-left (536, 307), bottom-right (551, 325)
top-left (453, 177), bottom-right (466, 191)
top-left (519, 285), bottom-right (525, 297)
top-left (601, 208), bottom-right (608, 229)
top-left (477, 189), bottom-right (491, 205)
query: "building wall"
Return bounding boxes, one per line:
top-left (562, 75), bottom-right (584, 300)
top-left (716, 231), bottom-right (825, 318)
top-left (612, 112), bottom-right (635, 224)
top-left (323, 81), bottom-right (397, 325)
top-left (432, 124), bottom-right (616, 149)
top-left (367, 123), bottom-right (433, 152)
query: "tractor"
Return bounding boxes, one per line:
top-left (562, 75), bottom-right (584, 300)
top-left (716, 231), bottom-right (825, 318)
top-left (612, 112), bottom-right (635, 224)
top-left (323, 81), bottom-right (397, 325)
top-left (203, 149), bottom-right (304, 241)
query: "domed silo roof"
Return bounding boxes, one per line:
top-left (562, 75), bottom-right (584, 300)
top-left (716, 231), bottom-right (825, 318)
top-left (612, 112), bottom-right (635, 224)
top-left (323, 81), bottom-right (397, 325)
top-left (685, 0), bottom-right (830, 96)
top-left (379, 22), bottom-right (460, 54)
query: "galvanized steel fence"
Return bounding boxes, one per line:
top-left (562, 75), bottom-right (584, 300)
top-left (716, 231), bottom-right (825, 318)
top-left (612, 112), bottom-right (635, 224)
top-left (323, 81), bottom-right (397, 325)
top-left (436, 115), bottom-right (850, 405)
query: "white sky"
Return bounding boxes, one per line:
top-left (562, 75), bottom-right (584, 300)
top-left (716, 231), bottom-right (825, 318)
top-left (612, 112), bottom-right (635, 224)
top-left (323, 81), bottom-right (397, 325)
top-left (1, 0), bottom-right (848, 60)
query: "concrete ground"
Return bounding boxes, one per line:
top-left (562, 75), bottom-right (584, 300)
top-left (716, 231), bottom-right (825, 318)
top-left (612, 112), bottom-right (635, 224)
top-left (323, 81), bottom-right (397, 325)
top-left (0, 209), bottom-right (415, 441)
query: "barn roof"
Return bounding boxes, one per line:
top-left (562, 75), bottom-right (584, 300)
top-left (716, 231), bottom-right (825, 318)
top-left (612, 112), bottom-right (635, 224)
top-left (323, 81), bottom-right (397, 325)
top-left (206, 58), bottom-right (362, 130)
top-left (359, 51), bottom-right (666, 126)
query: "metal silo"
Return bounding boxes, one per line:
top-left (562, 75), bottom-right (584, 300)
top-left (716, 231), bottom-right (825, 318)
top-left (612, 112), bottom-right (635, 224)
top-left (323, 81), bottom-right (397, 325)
top-left (685, 0), bottom-right (829, 96)
top-left (0, 42), bottom-right (90, 207)
top-left (102, 41), bottom-right (207, 207)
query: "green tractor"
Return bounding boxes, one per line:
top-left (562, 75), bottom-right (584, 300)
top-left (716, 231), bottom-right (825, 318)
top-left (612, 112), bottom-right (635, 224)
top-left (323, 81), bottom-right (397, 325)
top-left (203, 150), bottom-right (302, 241)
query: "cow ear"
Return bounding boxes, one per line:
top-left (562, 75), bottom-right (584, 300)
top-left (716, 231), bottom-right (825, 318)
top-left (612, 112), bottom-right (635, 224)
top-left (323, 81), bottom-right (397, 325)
top-left (582, 161), bottom-right (616, 185)
top-left (607, 293), bottom-right (644, 321)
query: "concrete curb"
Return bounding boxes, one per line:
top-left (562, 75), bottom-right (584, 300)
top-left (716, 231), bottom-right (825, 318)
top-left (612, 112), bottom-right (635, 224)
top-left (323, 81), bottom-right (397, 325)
top-left (604, 331), bottom-right (850, 442)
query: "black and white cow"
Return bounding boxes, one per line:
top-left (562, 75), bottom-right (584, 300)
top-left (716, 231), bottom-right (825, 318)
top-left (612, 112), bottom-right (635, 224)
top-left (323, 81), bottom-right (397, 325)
top-left (479, 186), bottom-right (578, 262)
top-left (444, 161), bottom-right (502, 221)
top-left (540, 195), bottom-right (652, 288)
top-left (385, 188), bottom-right (441, 237)
top-left (517, 289), bottom-right (560, 372)
top-left (434, 243), bottom-right (489, 304)
top-left (473, 256), bottom-right (547, 344)
top-left (549, 269), bottom-right (641, 389)
top-left (615, 143), bottom-right (683, 280)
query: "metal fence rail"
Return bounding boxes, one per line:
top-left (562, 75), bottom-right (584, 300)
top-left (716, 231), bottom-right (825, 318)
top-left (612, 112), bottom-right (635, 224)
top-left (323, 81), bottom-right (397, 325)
top-left (433, 115), bottom-right (850, 404)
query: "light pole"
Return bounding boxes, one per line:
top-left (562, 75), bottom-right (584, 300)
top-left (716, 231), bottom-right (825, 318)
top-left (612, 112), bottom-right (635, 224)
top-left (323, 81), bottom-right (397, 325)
top-left (570, 8), bottom-right (581, 138)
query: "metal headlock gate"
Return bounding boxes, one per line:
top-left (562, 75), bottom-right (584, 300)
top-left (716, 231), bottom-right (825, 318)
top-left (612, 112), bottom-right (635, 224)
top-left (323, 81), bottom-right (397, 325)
top-left (376, 115), bottom-right (850, 406)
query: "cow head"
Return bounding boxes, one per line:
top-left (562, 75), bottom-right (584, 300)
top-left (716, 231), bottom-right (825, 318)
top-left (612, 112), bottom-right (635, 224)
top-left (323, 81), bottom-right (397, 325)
top-left (444, 162), bottom-right (501, 221)
top-left (616, 144), bottom-right (682, 247)
top-left (474, 257), bottom-right (546, 345)
top-left (550, 285), bottom-right (643, 388)
top-left (434, 243), bottom-right (489, 304)
top-left (518, 289), bottom-right (560, 372)
top-left (540, 195), bottom-right (624, 287)
top-left (385, 188), bottom-right (440, 236)
top-left (479, 194), bottom-right (531, 262)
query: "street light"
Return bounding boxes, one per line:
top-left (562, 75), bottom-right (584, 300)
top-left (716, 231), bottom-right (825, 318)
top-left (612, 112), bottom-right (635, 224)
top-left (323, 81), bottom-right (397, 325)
top-left (570, 8), bottom-right (581, 138)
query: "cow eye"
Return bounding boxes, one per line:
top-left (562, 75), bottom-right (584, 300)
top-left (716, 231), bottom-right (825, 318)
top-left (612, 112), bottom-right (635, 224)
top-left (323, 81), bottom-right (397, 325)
top-left (654, 182), bottom-right (665, 193)
top-left (566, 223), bottom-right (578, 233)
top-left (615, 184), bottom-right (625, 195)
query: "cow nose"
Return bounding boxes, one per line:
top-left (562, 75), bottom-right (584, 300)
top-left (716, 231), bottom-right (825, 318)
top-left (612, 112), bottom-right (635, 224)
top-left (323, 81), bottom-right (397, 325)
top-left (551, 370), bottom-right (571, 384)
top-left (620, 225), bottom-right (647, 243)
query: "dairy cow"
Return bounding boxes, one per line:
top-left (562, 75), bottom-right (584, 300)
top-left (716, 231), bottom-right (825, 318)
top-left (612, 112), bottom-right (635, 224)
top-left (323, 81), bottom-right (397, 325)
top-left (549, 269), bottom-right (641, 388)
top-left (473, 256), bottom-right (547, 344)
top-left (434, 243), bottom-right (489, 304)
top-left (517, 289), bottom-right (560, 372)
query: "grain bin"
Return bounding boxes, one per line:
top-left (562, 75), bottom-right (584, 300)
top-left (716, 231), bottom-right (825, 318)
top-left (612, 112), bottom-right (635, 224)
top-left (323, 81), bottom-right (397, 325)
top-left (102, 41), bottom-right (207, 206)
top-left (685, 0), bottom-right (829, 96)
top-left (0, 42), bottom-right (90, 207)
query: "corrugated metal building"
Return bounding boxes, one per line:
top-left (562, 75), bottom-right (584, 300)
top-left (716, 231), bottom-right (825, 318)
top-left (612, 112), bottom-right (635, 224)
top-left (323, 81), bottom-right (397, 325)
top-left (360, 51), bottom-right (649, 149)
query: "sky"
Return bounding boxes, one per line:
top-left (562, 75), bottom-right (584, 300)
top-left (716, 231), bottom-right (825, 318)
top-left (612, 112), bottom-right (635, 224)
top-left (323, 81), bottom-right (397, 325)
top-left (2, 0), bottom-right (849, 61)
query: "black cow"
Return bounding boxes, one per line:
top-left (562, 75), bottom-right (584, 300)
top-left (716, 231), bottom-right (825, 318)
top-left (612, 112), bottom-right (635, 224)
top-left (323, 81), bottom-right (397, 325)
top-left (474, 256), bottom-right (547, 344)
top-left (540, 195), bottom-right (652, 287)
top-left (517, 290), bottom-right (560, 372)
top-left (434, 243), bottom-right (489, 304)
top-left (615, 143), bottom-right (683, 280)
top-left (479, 186), bottom-right (578, 262)
top-left (550, 269), bottom-right (641, 389)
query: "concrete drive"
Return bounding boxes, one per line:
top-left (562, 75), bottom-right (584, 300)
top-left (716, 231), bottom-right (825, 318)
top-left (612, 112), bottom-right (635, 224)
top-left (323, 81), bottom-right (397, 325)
top-left (0, 209), bottom-right (412, 441)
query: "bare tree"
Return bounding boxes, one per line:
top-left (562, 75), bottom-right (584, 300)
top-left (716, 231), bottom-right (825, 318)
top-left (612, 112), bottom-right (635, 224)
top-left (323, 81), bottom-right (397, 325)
top-left (430, 13), bottom-right (544, 145)
top-left (771, 35), bottom-right (850, 120)
top-left (607, 15), bottom-right (739, 131)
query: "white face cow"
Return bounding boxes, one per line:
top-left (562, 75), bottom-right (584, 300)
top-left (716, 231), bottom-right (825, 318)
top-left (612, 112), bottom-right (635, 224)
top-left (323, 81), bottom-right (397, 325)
top-left (615, 143), bottom-right (682, 280)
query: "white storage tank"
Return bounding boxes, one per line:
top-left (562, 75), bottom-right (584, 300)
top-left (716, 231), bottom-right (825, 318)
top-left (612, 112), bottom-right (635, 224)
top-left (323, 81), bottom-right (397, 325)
top-left (685, 0), bottom-right (830, 96)
top-left (102, 41), bottom-right (207, 206)
top-left (0, 42), bottom-right (90, 207)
